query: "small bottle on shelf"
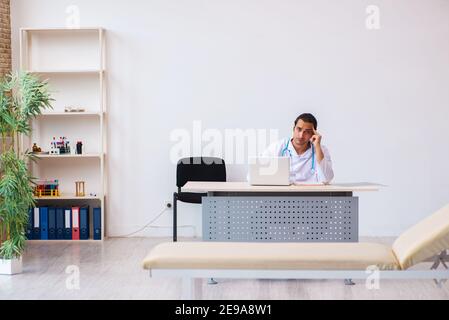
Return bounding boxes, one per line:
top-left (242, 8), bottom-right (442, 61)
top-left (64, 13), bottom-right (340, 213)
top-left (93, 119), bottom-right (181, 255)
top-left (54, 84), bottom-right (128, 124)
top-left (76, 141), bottom-right (83, 155)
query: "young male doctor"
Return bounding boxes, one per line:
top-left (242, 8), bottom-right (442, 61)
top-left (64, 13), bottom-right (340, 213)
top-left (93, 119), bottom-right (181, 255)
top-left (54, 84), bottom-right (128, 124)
top-left (262, 113), bottom-right (334, 184)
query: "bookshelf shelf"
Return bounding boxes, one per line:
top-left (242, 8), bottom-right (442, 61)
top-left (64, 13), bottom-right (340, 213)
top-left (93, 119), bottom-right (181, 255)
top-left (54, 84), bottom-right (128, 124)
top-left (27, 69), bottom-right (104, 74)
top-left (38, 112), bottom-right (103, 117)
top-left (34, 153), bottom-right (102, 159)
top-left (27, 240), bottom-right (102, 243)
top-left (34, 194), bottom-right (101, 200)
top-left (21, 27), bottom-right (107, 241)
top-left (20, 27), bottom-right (104, 32)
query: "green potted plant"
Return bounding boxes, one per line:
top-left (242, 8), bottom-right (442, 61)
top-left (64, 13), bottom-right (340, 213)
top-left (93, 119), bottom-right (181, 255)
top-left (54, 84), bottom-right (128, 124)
top-left (0, 71), bottom-right (52, 275)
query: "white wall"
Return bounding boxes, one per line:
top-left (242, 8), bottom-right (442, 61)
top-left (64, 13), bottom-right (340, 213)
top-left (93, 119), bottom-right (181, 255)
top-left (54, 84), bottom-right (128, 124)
top-left (10, 0), bottom-right (449, 237)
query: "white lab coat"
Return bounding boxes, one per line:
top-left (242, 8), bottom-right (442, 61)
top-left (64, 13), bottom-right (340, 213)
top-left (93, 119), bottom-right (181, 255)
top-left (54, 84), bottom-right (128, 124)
top-left (261, 138), bottom-right (334, 184)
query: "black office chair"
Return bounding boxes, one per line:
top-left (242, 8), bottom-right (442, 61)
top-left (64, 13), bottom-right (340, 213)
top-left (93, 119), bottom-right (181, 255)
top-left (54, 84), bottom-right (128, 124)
top-left (173, 157), bottom-right (226, 242)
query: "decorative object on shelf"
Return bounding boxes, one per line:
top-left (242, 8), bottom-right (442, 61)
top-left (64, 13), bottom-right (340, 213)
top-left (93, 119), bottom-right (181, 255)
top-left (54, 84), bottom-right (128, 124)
top-left (50, 136), bottom-right (71, 155)
top-left (89, 193), bottom-right (97, 197)
top-left (34, 179), bottom-right (60, 197)
top-left (32, 143), bottom-right (41, 152)
top-left (0, 71), bottom-right (53, 273)
top-left (75, 181), bottom-right (85, 197)
top-left (76, 141), bottom-right (83, 155)
top-left (49, 144), bottom-right (60, 155)
top-left (31, 143), bottom-right (49, 155)
top-left (64, 106), bottom-right (85, 113)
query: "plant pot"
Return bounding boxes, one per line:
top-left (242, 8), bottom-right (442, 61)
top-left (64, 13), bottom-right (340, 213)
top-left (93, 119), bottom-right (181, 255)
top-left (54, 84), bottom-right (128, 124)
top-left (0, 257), bottom-right (23, 275)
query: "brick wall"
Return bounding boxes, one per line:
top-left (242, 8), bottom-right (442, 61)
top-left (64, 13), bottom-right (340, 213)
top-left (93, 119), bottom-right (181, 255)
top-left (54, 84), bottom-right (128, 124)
top-left (0, 0), bottom-right (11, 79)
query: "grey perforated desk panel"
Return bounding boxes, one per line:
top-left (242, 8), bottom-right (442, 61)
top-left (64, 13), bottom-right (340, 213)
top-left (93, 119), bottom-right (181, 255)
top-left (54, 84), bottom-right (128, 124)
top-left (182, 182), bottom-right (381, 243)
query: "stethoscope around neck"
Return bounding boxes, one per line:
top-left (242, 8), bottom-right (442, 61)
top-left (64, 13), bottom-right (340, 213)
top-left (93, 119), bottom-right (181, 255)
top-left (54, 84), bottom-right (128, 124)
top-left (281, 139), bottom-right (315, 172)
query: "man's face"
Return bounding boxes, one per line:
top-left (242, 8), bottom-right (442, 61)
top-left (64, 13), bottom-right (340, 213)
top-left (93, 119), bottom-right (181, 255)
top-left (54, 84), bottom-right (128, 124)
top-left (292, 119), bottom-right (314, 147)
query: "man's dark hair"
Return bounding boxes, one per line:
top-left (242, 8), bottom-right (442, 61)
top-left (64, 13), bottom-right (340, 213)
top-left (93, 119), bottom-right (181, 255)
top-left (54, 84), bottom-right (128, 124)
top-left (294, 113), bottom-right (317, 130)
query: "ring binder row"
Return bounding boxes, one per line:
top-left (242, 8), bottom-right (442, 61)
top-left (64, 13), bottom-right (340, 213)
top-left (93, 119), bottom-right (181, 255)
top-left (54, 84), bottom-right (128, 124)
top-left (26, 206), bottom-right (102, 240)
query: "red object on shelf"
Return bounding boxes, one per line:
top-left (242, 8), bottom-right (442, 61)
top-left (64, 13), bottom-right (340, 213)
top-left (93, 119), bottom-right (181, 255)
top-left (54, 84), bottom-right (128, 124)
top-left (72, 207), bottom-right (80, 240)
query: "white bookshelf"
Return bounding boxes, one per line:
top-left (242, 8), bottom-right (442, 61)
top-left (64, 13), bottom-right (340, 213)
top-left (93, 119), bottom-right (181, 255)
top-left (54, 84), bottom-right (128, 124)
top-left (20, 28), bottom-right (107, 242)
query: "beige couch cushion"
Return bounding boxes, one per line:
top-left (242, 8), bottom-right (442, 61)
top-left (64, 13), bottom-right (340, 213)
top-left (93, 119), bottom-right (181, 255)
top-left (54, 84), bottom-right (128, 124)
top-left (143, 242), bottom-right (399, 271)
top-left (392, 203), bottom-right (449, 270)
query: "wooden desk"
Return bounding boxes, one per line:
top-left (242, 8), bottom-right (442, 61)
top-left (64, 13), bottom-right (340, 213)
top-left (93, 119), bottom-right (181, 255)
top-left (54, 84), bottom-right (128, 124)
top-left (183, 182), bottom-right (382, 243)
top-left (183, 182), bottom-right (381, 194)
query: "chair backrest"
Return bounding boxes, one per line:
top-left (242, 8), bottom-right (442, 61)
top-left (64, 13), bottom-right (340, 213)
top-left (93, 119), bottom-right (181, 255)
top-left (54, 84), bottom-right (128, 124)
top-left (176, 157), bottom-right (226, 189)
top-left (392, 203), bottom-right (449, 269)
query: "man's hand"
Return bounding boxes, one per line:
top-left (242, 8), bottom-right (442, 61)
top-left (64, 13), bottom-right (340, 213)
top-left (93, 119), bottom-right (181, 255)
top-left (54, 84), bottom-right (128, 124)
top-left (310, 128), bottom-right (324, 164)
top-left (310, 129), bottom-right (322, 147)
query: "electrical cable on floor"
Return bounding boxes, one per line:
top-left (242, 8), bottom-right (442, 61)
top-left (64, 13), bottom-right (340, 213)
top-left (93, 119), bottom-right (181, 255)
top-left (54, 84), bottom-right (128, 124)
top-left (145, 225), bottom-right (196, 230)
top-left (112, 207), bottom-right (196, 238)
top-left (114, 207), bottom-right (168, 238)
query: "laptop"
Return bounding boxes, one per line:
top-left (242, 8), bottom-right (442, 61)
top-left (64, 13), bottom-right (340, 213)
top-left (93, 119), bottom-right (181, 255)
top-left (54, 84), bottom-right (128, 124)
top-left (248, 157), bottom-right (291, 186)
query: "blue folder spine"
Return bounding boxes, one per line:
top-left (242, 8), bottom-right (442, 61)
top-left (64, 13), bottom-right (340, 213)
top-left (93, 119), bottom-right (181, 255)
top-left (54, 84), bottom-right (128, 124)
top-left (80, 206), bottom-right (89, 240)
top-left (93, 207), bottom-right (101, 240)
top-left (48, 207), bottom-right (56, 240)
top-left (32, 207), bottom-right (40, 240)
top-left (56, 208), bottom-right (64, 240)
top-left (64, 208), bottom-right (72, 240)
top-left (40, 207), bottom-right (49, 240)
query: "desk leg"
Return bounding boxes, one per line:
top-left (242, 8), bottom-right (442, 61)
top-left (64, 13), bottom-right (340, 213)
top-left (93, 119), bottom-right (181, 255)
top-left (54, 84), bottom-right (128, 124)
top-left (173, 192), bottom-right (178, 242)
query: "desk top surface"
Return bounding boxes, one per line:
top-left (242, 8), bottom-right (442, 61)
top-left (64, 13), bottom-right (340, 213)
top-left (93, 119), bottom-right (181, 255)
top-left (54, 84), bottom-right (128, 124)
top-left (182, 181), bottom-right (383, 193)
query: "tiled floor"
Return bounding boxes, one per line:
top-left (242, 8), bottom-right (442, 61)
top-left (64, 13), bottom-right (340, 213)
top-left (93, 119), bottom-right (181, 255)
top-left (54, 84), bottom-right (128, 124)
top-left (0, 237), bottom-right (448, 300)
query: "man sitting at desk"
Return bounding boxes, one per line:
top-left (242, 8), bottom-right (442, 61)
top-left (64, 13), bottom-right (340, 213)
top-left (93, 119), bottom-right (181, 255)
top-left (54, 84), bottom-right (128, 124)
top-left (262, 113), bottom-right (334, 184)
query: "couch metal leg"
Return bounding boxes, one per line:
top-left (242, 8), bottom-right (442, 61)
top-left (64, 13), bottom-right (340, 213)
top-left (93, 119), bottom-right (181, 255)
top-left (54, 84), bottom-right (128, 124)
top-left (432, 250), bottom-right (448, 287)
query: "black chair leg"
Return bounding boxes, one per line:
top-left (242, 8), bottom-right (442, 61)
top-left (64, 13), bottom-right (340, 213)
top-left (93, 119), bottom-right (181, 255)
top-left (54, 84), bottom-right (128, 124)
top-left (173, 192), bottom-right (178, 242)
